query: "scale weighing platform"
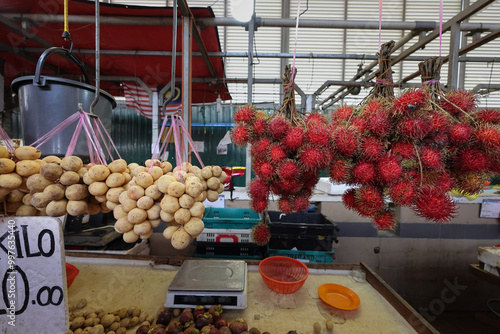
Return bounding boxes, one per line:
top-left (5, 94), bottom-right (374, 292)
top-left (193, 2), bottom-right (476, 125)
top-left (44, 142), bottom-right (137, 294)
top-left (165, 259), bottom-right (248, 309)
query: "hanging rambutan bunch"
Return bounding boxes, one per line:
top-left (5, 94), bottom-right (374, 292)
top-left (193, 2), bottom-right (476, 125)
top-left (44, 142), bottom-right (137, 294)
top-left (333, 127), bottom-right (360, 157)
top-left (305, 112), bottom-right (328, 127)
top-left (283, 126), bottom-right (304, 152)
top-left (352, 161), bottom-right (376, 184)
top-left (387, 179), bottom-right (415, 205)
top-left (413, 187), bottom-right (456, 223)
top-left (292, 194), bottom-right (310, 212)
top-left (448, 123), bottom-right (473, 144)
top-left (248, 178), bottom-right (269, 200)
top-left (420, 147), bottom-right (444, 170)
top-left (231, 125), bottom-right (250, 147)
top-left (269, 144), bottom-right (287, 165)
top-left (342, 188), bottom-right (357, 211)
top-left (440, 90), bottom-right (478, 116)
top-left (305, 124), bottom-right (331, 147)
top-left (360, 136), bottom-right (385, 161)
top-left (277, 160), bottom-right (301, 180)
top-left (374, 210), bottom-right (397, 230)
top-left (397, 116), bottom-right (431, 141)
top-left (298, 144), bottom-right (325, 171)
top-left (251, 222), bottom-right (271, 246)
top-left (269, 115), bottom-right (291, 140)
top-left (453, 172), bottom-right (488, 195)
top-left (474, 124), bottom-right (500, 151)
top-left (331, 105), bottom-right (355, 124)
top-left (355, 185), bottom-right (385, 216)
top-left (475, 108), bottom-right (500, 125)
top-left (377, 154), bottom-right (403, 183)
top-left (234, 105), bottom-right (256, 124)
top-left (391, 141), bottom-right (415, 159)
top-left (453, 147), bottom-right (490, 172)
top-left (278, 197), bottom-right (293, 214)
top-left (250, 198), bottom-right (268, 213)
top-left (251, 138), bottom-right (271, 157)
top-left (252, 117), bottom-right (269, 138)
top-left (329, 158), bottom-right (352, 183)
top-left (391, 89), bottom-right (429, 117)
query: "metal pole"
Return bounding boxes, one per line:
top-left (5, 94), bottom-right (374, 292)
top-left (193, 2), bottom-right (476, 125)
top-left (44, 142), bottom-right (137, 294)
top-left (447, 22), bottom-right (461, 91)
top-left (182, 15), bottom-right (191, 163)
top-left (89, 0), bottom-right (100, 114)
top-left (246, 9), bottom-right (255, 187)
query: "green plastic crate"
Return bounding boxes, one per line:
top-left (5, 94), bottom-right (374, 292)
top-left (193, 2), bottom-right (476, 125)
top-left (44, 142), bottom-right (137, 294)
top-left (202, 208), bottom-right (263, 229)
top-left (266, 248), bottom-right (335, 263)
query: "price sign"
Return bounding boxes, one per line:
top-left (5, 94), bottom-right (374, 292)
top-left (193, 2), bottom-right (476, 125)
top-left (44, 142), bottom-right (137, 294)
top-left (0, 217), bottom-right (68, 334)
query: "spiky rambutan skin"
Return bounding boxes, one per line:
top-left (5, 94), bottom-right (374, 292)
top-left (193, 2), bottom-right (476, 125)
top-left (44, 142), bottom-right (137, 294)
top-left (425, 131), bottom-right (449, 150)
top-left (332, 105), bottom-right (355, 123)
top-left (269, 144), bottom-right (287, 165)
top-left (429, 111), bottom-right (451, 133)
top-left (454, 148), bottom-right (490, 172)
top-left (329, 159), bottom-right (352, 183)
top-left (350, 117), bottom-right (368, 133)
top-left (277, 160), bottom-right (300, 180)
top-left (391, 89), bottom-right (429, 116)
top-left (280, 178), bottom-right (302, 195)
top-left (251, 138), bottom-right (271, 157)
top-left (360, 136), bottom-right (385, 161)
top-left (333, 128), bottom-right (359, 157)
top-left (342, 188), bottom-right (357, 211)
top-left (251, 222), bottom-right (271, 246)
top-left (434, 172), bottom-right (455, 192)
top-left (248, 179), bottom-right (269, 200)
top-left (231, 125), bottom-right (250, 147)
top-left (355, 185), bottom-right (385, 217)
top-left (365, 111), bottom-right (391, 138)
top-left (251, 198), bottom-right (268, 213)
top-left (305, 112), bottom-right (328, 126)
top-left (453, 172), bottom-right (487, 195)
top-left (278, 197), bottom-right (293, 214)
top-left (269, 116), bottom-right (290, 140)
top-left (474, 125), bottom-right (500, 151)
top-left (449, 123), bottom-right (473, 144)
top-left (397, 116), bottom-right (431, 141)
top-left (292, 194), bottom-right (310, 212)
top-left (252, 118), bottom-right (268, 137)
top-left (374, 210), bottom-right (397, 230)
top-left (377, 155), bottom-right (403, 183)
top-left (234, 105), bottom-right (256, 124)
top-left (388, 179), bottom-right (415, 205)
top-left (299, 145), bottom-right (325, 171)
top-left (413, 187), bottom-right (456, 223)
top-left (440, 90), bottom-right (478, 116)
top-left (283, 126), bottom-right (304, 152)
top-left (269, 180), bottom-right (282, 195)
top-left (256, 162), bottom-right (275, 180)
top-left (420, 147), bottom-right (444, 170)
top-left (475, 108), bottom-right (500, 125)
top-left (352, 161), bottom-right (376, 184)
top-left (305, 124), bottom-right (331, 147)
top-left (391, 141), bottom-right (415, 159)
top-left (302, 170), bottom-right (321, 189)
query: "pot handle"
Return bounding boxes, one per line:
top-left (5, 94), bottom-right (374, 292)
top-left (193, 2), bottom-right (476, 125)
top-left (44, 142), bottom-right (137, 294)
top-left (33, 47), bottom-right (91, 86)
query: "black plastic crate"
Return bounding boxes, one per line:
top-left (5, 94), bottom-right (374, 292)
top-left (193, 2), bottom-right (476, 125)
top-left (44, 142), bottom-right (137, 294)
top-left (194, 241), bottom-right (265, 260)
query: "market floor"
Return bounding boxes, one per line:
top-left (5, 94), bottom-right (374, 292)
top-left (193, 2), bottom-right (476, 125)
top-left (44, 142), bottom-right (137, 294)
top-left (432, 311), bottom-right (500, 334)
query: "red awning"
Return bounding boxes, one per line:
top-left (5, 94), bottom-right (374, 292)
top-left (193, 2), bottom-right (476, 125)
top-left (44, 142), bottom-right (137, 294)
top-left (0, 0), bottom-right (229, 103)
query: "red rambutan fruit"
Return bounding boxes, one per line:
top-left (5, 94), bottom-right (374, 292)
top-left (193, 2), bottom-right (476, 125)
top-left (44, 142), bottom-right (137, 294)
top-left (377, 155), bottom-right (403, 183)
top-left (342, 188), bottom-right (357, 211)
top-left (256, 162), bottom-right (275, 180)
top-left (269, 116), bottom-right (291, 140)
top-left (283, 126), bottom-right (305, 152)
top-left (440, 90), bottom-right (478, 116)
top-left (364, 103), bottom-right (391, 138)
top-left (305, 112), bottom-right (328, 126)
top-left (420, 147), bottom-right (444, 170)
top-left (231, 125), bottom-right (250, 147)
top-left (305, 124), bottom-right (331, 147)
top-left (333, 128), bottom-right (359, 157)
top-left (413, 187), bottom-right (456, 223)
top-left (332, 105), bottom-right (355, 123)
top-left (391, 89), bottom-right (429, 116)
top-left (350, 117), bottom-right (368, 133)
top-left (360, 136), bottom-right (385, 161)
top-left (397, 116), bottom-right (431, 141)
top-left (374, 210), bottom-right (397, 230)
top-left (251, 222), bottom-right (271, 246)
top-left (302, 171), bottom-right (321, 189)
top-left (234, 105), bottom-right (256, 124)
top-left (269, 144), bottom-right (287, 165)
top-left (454, 148), bottom-right (490, 172)
top-left (355, 185), bottom-right (385, 216)
top-left (252, 118), bottom-right (268, 137)
top-left (269, 180), bottom-right (282, 195)
top-left (299, 145), bottom-right (325, 171)
top-left (277, 160), bottom-right (300, 180)
top-left (433, 172), bottom-right (455, 192)
top-left (429, 111), bottom-right (451, 132)
top-left (387, 179), bottom-right (415, 205)
top-left (453, 172), bottom-right (487, 195)
top-left (250, 138), bottom-right (271, 158)
top-left (352, 161), bottom-right (376, 184)
top-left (475, 108), bottom-right (500, 125)
top-left (248, 179), bottom-right (269, 200)
top-left (474, 125), bottom-right (500, 151)
top-left (251, 198), bottom-right (268, 213)
top-left (391, 141), bottom-right (415, 159)
top-left (278, 197), bottom-right (293, 214)
top-left (449, 123), bottom-right (473, 144)
top-left (292, 194), bottom-right (310, 212)
top-left (280, 178), bottom-right (302, 195)
top-left (329, 158), bottom-right (352, 183)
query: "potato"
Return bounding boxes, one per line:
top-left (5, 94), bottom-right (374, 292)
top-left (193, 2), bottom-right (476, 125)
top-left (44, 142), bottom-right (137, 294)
top-left (18, 177), bottom-right (29, 193)
top-left (101, 314), bottom-right (115, 328)
top-left (88, 165), bottom-right (110, 181)
top-left (157, 175), bottom-right (176, 194)
top-left (40, 162), bottom-right (63, 181)
top-left (119, 194), bottom-right (136, 212)
top-left (160, 210), bottom-right (175, 223)
top-left (0, 173), bottom-right (22, 189)
top-left (88, 182), bottom-right (108, 196)
top-left (77, 167), bottom-right (87, 179)
top-left (83, 172), bottom-right (95, 185)
top-left (160, 195), bottom-right (180, 213)
top-left (184, 217), bottom-right (204, 237)
top-left (70, 317), bottom-right (86, 331)
top-left (135, 172), bottom-right (154, 189)
top-left (42, 155), bottom-right (61, 164)
top-left (137, 196), bottom-right (154, 210)
top-left (217, 182), bottom-right (225, 194)
top-left (174, 208), bottom-right (191, 225)
top-left (22, 193), bottom-right (32, 205)
top-left (15, 160), bottom-right (40, 177)
top-left (185, 180), bottom-right (203, 198)
top-left (37, 208), bottom-right (48, 216)
top-left (43, 183), bottom-right (66, 201)
top-left (106, 173), bottom-right (125, 188)
top-left (61, 156), bottom-right (83, 172)
top-left (7, 189), bottom-right (24, 203)
top-left (172, 170), bottom-right (186, 183)
top-left (133, 221), bottom-right (152, 236)
top-left (144, 184), bottom-right (161, 201)
top-left (59, 171), bottom-right (80, 186)
top-left (189, 202), bottom-right (205, 217)
top-left (181, 162), bottom-right (192, 171)
top-left (0, 145), bottom-right (10, 159)
top-left (207, 177), bottom-right (220, 190)
top-left (163, 225), bottom-right (179, 240)
top-left (167, 181), bottom-right (185, 198)
top-left (114, 217), bottom-right (133, 233)
top-left (178, 194), bottom-right (194, 209)
top-left (161, 161), bottom-right (173, 173)
top-left (5, 201), bottom-right (22, 213)
top-left (87, 203), bottom-right (101, 215)
top-left (67, 200), bottom-right (88, 216)
top-left (188, 165), bottom-right (200, 173)
top-left (171, 227), bottom-right (192, 250)
top-left (112, 205), bottom-right (126, 219)
top-left (126, 185), bottom-right (144, 200)
top-left (149, 218), bottom-right (161, 228)
top-left (128, 162), bottom-right (139, 171)
top-left (15, 204), bottom-right (38, 216)
top-left (145, 159), bottom-right (160, 168)
top-left (194, 191), bottom-right (207, 202)
top-left (106, 187), bottom-right (124, 203)
top-left (149, 166), bottom-right (163, 181)
top-left (201, 166), bottom-right (213, 179)
top-left (127, 208), bottom-right (147, 224)
top-left (46, 199), bottom-right (68, 216)
top-left (130, 166), bottom-right (146, 177)
top-left (0, 158), bottom-right (15, 173)
top-left (211, 165), bottom-right (222, 177)
top-left (147, 204), bottom-right (161, 220)
top-left (14, 146), bottom-right (41, 161)
top-left (64, 184), bottom-right (87, 201)
top-left (218, 171), bottom-right (228, 183)
top-left (207, 190), bottom-right (219, 202)
top-left (123, 230), bottom-right (139, 243)
top-left (108, 159), bottom-right (127, 173)
top-left (123, 172), bottom-right (132, 184)
top-left (94, 195), bottom-right (107, 203)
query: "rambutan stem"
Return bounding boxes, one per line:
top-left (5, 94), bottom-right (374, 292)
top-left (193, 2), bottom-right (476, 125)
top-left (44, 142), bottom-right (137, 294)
top-left (413, 144), bottom-right (424, 188)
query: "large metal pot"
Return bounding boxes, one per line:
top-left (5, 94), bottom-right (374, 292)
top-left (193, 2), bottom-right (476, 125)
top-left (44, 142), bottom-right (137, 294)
top-left (11, 47), bottom-right (116, 157)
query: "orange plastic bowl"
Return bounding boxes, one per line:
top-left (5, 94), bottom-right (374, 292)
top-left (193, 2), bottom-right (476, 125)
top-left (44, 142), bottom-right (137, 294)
top-left (66, 263), bottom-right (79, 288)
top-left (259, 256), bottom-right (309, 294)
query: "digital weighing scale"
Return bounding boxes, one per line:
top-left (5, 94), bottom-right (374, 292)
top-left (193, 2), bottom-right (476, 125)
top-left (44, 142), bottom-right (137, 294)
top-left (165, 259), bottom-right (247, 309)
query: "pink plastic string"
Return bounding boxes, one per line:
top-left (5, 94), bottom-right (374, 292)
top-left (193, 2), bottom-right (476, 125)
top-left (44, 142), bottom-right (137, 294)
top-left (178, 117), bottom-right (205, 169)
top-left (65, 114), bottom-right (85, 157)
top-left (439, 0), bottom-right (443, 57)
top-left (96, 117), bottom-right (122, 160)
top-left (92, 118), bottom-right (114, 162)
top-left (149, 107), bottom-right (173, 172)
top-left (31, 112), bottom-right (80, 149)
top-left (376, 78), bottom-right (394, 86)
top-left (158, 124), bottom-right (174, 163)
top-left (0, 127), bottom-right (14, 152)
top-left (81, 112), bottom-right (106, 165)
top-left (284, 0), bottom-right (301, 93)
top-left (378, 0), bottom-right (383, 61)
top-left (422, 77), bottom-right (441, 86)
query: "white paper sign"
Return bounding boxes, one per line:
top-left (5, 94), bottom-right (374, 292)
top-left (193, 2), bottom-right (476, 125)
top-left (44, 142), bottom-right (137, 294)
top-left (193, 141), bottom-right (205, 153)
top-left (217, 145), bottom-right (228, 155)
top-left (0, 217), bottom-right (68, 334)
top-left (480, 199), bottom-right (500, 218)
